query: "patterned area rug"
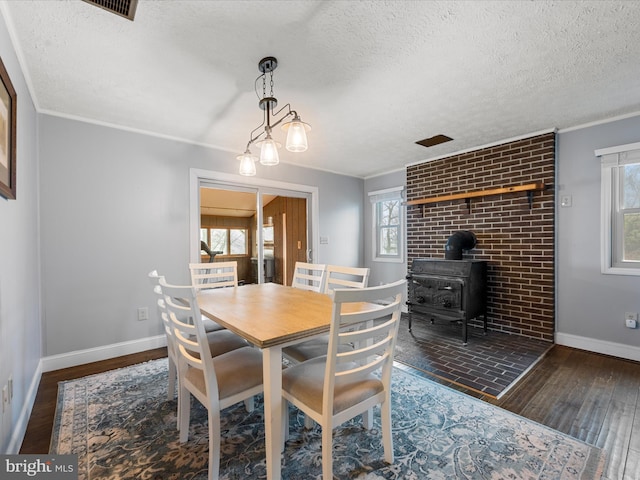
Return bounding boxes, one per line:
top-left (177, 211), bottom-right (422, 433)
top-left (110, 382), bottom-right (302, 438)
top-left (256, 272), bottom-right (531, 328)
top-left (50, 358), bottom-right (605, 479)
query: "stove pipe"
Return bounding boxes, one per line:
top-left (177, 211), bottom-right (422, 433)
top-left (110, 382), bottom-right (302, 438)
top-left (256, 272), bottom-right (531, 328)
top-left (445, 230), bottom-right (477, 260)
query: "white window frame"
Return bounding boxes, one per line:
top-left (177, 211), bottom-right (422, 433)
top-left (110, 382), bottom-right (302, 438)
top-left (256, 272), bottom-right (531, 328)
top-left (200, 227), bottom-right (249, 256)
top-left (369, 186), bottom-right (404, 263)
top-left (597, 141), bottom-right (640, 275)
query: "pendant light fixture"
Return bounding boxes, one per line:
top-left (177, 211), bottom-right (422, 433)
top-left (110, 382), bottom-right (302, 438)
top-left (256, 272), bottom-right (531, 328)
top-left (236, 56), bottom-right (310, 176)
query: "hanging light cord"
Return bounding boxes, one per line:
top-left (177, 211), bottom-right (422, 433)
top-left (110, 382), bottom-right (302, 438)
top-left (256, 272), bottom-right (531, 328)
top-left (246, 70), bottom-right (297, 151)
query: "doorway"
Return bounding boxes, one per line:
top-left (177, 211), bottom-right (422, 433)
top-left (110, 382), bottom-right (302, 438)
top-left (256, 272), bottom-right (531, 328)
top-left (189, 169), bottom-right (319, 286)
top-left (261, 195), bottom-right (308, 286)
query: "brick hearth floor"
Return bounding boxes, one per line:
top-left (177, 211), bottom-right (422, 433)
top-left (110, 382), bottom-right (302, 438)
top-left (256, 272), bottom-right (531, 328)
top-left (393, 314), bottom-right (553, 399)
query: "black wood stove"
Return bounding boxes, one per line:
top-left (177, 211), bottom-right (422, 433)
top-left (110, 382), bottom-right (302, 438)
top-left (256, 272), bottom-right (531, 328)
top-left (407, 254), bottom-right (487, 345)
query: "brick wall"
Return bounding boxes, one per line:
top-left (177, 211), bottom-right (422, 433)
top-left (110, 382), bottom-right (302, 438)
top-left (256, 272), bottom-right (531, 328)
top-left (406, 132), bottom-right (555, 342)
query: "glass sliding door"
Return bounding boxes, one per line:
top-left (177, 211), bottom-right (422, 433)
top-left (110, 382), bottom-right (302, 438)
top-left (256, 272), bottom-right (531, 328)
top-left (191, 170), bottom-right (318, 286)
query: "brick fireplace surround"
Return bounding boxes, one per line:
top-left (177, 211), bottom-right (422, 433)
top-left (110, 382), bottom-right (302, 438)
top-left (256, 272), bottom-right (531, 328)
top-left (406, 132), bottom-right (555, 342)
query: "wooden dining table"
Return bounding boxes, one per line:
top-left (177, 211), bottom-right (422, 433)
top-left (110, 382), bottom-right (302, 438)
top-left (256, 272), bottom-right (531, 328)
top-left (196, 282), bottom-right (383, 480)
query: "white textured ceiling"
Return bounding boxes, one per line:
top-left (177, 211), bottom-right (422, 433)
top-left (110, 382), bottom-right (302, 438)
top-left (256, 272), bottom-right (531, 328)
top-left (3, 0), bottom-right (640, 178)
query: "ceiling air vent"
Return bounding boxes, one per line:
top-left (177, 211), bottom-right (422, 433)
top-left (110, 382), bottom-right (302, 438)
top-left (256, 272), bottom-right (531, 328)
top-left (82, 0), bottom-right (138, 21)
top-left (415, 134), bottom-right (453, 148)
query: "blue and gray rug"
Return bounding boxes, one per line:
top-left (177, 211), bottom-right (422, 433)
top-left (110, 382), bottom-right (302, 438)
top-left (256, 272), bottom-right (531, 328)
top-left (50, 358), bottom-right (605, 479)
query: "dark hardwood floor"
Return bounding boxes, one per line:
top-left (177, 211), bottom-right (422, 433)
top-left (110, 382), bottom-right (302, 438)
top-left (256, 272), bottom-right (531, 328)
top-left (505, 347), bottom-right (640, 480)
top-left (20, 345), bottom-right (640, 480)
top-left (20, 347), bottom-right (168, 455)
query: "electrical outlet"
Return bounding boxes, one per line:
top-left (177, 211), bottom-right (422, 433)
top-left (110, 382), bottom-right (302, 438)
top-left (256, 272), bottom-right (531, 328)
top-left (624, 312), bottom-right (637, 328)
top-left (560, 195), bottom-right (572, 207)
top-left (137, 307), bottom-right (149, 321)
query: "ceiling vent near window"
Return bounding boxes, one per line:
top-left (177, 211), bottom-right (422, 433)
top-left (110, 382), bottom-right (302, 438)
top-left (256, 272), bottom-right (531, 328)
top-left (415, 134), bottom-right (453, 148)
top-left (82, 0), bottom-right (138, 21)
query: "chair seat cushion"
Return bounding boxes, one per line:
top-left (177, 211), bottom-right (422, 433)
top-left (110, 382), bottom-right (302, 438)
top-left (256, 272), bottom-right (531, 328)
top-left (283, 335), bottom-right (354, 363)
top-left (282, 356), bottom-right (383, 415)
top-left (206, 329), bottom-right (249, 357)
top-left (202, 318), bottom-right (225, 332)
top-left (185, 346), bottom-right (263, 400)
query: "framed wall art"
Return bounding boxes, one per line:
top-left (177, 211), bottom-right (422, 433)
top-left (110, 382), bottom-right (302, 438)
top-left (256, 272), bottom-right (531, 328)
top-left (0, 55), bottom-right (16, 200)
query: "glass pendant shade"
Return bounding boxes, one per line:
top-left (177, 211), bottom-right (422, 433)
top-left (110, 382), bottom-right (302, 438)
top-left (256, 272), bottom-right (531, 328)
top-left (237, 151), bottom-right (257, 176)
top-left (283, 117), bottom-right (310, 152)
top-left (258, 136), bottom-right (281, 166)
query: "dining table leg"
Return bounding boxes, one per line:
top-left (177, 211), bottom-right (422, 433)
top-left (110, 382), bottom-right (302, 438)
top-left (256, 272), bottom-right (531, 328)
top-left (263, 346), bottom-right (283, 480)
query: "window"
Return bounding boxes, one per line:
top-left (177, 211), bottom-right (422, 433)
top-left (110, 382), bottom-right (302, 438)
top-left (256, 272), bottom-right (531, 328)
top-left (200, 227), bottom-right (248, 256)
top-left (598, 142), bottom-right (640, 275)
top-left (369, 187), bottom-right (404, 262)
top-left (263, 225), bottom-right (274, 245)
top-left (230, 229), bottom-right (247, 255)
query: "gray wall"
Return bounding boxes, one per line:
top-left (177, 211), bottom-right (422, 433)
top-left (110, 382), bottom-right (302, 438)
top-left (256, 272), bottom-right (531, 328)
top-left (0, 14), bottom-right (41, 452)
top-left (557, 115), bottom-right (640, 357)
top-left (38, 115), bottom-right (364, 357)
top-left (363, 169), bottom-right (407, 290)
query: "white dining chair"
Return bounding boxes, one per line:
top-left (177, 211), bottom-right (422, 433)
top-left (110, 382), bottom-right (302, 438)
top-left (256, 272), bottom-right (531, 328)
top-left (148, 270), bottom-right (179, 404)
top-left (283, 265), bottom-right (371, 364)
top-left (159, 277), bottom-right (264, 480)
top-left (284, 264), bottom-right (373, 429)
top-left (282, 279), bottom-right (406, 479)
top-left (189, 261), bottom-right (239, 333)
top-left (290, 262), bottom-right (326, 292)
top-left (149, 270), bottom-right (249, 432)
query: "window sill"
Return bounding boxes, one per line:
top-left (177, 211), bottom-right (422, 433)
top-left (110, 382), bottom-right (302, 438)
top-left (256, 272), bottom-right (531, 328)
top-left (601, 265), bottom-right (640, 276)
top-left (373, 256), bottom-right (404, 264)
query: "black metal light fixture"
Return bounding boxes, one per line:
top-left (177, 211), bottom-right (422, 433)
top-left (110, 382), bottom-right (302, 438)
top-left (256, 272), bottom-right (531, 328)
top-left (237, 56), bottom-right (310, 176)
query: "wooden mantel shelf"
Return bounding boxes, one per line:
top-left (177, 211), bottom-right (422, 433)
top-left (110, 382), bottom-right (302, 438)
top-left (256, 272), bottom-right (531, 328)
top-left (406, 181), bottom-right (546, 210)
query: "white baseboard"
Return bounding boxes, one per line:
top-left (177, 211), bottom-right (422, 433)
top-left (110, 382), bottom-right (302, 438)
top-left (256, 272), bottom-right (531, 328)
top-left (555, 332), bottom-right (640, 362)
top-left (41, 335), bottom-right (167, 373)
top-left (6, 361), bottom-right (42, 454)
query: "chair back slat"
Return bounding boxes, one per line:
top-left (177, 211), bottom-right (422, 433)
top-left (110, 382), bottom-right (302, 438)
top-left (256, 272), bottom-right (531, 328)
top-left (148, 272), bottom-right (166, 330)
top-left (149, 271), bottom-right (179, 355)
top-left (324, 265), bottom-right (370, 293)
top-left (154, 289), bottom-right (172, 337)
top-left (338, 317), bottom-right (396, 354)
top-left (189, 261), bottom-right (238, 291)
top-left (339, 302), bottom-right (400, 327)
top-left (291, 262), bottom-right (326, 292)
top-left (335, 353), bottom-right (387, 379)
